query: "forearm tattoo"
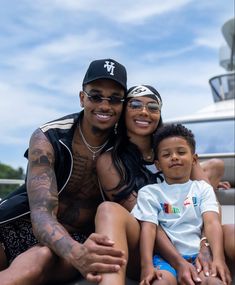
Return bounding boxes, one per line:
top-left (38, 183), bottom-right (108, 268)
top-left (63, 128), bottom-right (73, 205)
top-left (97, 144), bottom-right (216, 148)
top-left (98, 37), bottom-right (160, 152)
top-left (27, 129), bottom-right (74, 257)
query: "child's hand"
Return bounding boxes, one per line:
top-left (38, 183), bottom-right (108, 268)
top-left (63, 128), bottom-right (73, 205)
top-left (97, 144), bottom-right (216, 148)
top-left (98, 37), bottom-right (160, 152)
top-left (140, 266), bottom-right (162, 285)
top-left (211, 259), bottom-right (231, 285)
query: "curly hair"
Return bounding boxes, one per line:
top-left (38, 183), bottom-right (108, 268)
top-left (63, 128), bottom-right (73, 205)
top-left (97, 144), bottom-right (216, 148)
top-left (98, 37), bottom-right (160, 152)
top-left (153, 123), bottom-right (196, 159)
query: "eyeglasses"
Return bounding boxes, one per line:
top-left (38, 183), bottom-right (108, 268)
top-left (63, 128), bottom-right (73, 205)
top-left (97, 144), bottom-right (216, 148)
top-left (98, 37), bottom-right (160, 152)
top-left (128, 100), bottom-right (161, 113)
top-left (83, 90), bottom-right (124, 105)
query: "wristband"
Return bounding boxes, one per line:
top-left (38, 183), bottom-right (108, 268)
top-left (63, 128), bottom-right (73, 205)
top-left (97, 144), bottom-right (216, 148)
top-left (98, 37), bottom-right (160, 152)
top-left (200, 237), bottom-right (210, 247)
top-left (200, 237), bottom-right (207, 243)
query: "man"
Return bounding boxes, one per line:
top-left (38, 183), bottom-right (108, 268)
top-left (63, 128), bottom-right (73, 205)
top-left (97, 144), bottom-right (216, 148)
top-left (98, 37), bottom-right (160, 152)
top-left (0, 58), bottom-right (127, 284)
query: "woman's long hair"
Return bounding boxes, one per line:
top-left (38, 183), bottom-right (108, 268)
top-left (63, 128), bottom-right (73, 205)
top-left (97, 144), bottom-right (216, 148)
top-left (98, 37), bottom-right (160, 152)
top-left (109, 99), bottom-right (163, 201)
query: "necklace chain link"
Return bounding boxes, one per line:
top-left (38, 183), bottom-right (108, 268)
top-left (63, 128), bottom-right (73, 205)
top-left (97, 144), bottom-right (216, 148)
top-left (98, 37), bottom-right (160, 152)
top-left (144, 148), bottom-right (154, 161)
top-left (78, 123), bottom-right (109, 160)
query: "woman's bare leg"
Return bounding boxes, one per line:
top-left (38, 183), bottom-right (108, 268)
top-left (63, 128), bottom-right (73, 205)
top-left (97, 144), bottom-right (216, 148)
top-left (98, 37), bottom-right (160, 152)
top-left (152, 270), bottom-right (177, 285)
top-left (95, 202), bottom-right (140, 285)
top-left (223, 224), bottom-right (235, 278)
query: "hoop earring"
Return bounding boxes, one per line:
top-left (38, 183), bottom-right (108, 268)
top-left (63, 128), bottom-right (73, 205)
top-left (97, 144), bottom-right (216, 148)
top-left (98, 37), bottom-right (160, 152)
top-left (114, 123), bottom-right (118, 134)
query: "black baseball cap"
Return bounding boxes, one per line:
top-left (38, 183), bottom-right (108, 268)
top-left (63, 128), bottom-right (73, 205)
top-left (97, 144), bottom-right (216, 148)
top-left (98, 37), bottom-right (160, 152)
top-left (83, 58), bottom-right (127, 90)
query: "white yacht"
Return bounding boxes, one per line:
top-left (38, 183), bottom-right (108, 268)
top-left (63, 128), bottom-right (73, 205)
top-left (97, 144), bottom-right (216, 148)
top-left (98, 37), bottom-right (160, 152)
top-left (165, 74), bottom-right (234, 186)
top-left (165, 18), bottom-right (235, 226)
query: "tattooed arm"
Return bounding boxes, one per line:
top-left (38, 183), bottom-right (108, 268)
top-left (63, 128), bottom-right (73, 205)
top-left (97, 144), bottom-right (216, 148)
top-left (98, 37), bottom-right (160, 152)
top-left (27, 129), bottom-right (79, 260)
top-left (27, 129), bottom-right (125, 282)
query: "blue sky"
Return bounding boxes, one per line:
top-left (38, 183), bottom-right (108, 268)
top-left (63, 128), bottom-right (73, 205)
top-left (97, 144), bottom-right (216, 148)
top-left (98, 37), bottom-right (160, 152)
top-left (0, 0), bottom-right (234, 172)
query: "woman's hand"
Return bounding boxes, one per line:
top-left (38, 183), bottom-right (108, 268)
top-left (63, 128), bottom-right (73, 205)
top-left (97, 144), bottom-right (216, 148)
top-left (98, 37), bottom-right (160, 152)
top-left (211, 259), bottom-right (232, 285)
top-left (195, 241), bottom-right (212, 276)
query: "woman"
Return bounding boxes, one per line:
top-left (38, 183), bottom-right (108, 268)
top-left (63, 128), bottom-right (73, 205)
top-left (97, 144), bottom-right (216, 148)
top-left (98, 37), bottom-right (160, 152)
top-left (95, 85), bottom-right (234, 285)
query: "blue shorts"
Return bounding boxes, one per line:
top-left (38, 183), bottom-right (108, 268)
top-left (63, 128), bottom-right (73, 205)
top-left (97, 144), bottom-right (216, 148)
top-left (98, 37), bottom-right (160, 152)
top-left (153, 253), bottom-right (198, 277)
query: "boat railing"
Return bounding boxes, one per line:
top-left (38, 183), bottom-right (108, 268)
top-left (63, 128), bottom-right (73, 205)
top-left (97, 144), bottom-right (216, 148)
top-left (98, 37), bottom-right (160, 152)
top-left (0, 179), bottom-right (24, 185)
top-left (0, 179), bottom-right (25, 201)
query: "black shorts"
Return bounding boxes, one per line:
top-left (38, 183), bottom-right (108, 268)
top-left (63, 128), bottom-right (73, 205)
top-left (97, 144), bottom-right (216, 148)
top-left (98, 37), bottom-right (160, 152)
top-left (0, 218), bottom-right (88, 264)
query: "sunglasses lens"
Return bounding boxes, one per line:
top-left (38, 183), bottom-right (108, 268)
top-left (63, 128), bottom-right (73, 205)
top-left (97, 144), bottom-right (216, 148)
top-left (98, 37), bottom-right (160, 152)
top-left (86, 91), bottom-right (123, 105)
top-left (129, 101), bottom-right (142, 109)
top-left (89, 95), bottom-right (103, 103)
top-left (129, 100), bottom-right (160, 113)
top-left (147, 102), bottom-right (160, 113)
top-left (109, 96), bottom-right (124, 105)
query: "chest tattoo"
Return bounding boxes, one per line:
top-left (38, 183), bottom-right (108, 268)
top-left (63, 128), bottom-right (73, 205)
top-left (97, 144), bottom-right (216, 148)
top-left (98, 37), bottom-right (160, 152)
top-left (58, 137), bottom-right (103, 229)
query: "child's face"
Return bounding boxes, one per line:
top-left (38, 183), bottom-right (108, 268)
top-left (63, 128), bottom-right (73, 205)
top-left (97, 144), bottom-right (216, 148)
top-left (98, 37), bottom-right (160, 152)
top-left (155, 136), bottom-right (197, 184)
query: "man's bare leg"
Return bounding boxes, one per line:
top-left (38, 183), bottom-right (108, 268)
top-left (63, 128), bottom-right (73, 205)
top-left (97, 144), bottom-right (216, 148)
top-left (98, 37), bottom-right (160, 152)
top-left (0, 245), bottom-right (79, 285)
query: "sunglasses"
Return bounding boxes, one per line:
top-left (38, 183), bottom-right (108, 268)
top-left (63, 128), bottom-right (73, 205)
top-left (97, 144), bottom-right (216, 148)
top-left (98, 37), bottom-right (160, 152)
top-left (83, 90), bottom-right (124, 105)
top-left (127, 100), bottom-right (161, 113)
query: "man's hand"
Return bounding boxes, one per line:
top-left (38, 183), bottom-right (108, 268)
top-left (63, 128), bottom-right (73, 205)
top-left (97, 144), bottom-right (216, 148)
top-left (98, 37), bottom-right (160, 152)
top-left (70, 233), bottom-right (126, 282)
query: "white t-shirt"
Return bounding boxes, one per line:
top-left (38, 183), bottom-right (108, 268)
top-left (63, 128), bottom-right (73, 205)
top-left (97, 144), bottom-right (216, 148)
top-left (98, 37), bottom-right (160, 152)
top-left (131, 180), bottom-right (219, 255)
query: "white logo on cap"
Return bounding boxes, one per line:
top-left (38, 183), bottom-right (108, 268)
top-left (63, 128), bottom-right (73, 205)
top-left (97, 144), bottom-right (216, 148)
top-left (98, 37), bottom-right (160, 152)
top-left (131, 86), bottom-right (147, 95)
top-left (127, 85), bottom-right (162, 107)
top-left (104, 61), bottom-right (115, 76)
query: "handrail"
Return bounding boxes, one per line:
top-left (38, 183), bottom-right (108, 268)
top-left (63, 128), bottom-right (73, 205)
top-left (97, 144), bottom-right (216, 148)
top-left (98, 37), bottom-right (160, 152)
top-left (0, 179), bottom-right (24, 185)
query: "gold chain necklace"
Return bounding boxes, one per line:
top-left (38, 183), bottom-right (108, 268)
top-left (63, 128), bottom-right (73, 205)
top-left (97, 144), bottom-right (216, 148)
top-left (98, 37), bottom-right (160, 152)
top-left (78, 123), bottom-right (109, 160)
top-left (143, 148), bottom-right (154, 162)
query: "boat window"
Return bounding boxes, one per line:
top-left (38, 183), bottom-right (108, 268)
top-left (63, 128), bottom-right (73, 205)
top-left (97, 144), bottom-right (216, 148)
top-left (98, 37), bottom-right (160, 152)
top-left (183, 120), bottom-right (235, 154)
top-left (209, 73), bottom-right (235, 102)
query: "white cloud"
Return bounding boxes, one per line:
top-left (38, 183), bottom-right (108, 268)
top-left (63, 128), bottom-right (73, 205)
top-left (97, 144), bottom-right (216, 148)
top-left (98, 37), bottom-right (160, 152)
top-left (0, 0), bottom-right (233, 171)
top-left (36, 0), bottom-right (193, 23)
top-left (103, 0), bottom-right (193, 24)
top-left (142, 45), bottom-right (196, 61)
top-left (0, 82), bottom-right (71, 135)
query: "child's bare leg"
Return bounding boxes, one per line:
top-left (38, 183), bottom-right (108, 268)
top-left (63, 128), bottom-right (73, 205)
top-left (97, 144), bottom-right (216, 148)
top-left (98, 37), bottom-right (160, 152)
top-left (95, 202), bottom-right (140, 285)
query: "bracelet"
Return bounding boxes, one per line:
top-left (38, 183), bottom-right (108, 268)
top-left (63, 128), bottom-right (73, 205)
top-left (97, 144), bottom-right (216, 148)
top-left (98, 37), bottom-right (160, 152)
top-left (200, 237), bottom-right (207, 243)
top-left (200, 237), bottom-right (210, 247)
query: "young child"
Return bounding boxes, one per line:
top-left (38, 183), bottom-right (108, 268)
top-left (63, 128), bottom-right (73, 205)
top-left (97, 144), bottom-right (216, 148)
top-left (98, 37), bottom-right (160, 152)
top-left (131, 123), bottom-right (231, 285)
